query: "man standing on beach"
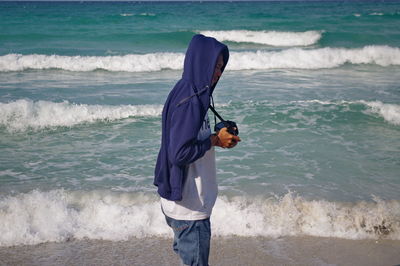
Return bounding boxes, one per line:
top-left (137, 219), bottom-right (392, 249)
top-left (154, 34), bottom-right (240, 265)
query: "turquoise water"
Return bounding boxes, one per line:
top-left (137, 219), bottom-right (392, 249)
top-left (2, 1), bottom-right (400, 55)
top-left (0, 1), bottom-right (400, 246)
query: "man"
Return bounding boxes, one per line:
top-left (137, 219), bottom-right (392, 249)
top-left (154, 34), bottom-right (240, 266)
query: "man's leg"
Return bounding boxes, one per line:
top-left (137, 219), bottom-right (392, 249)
top-left (165, 215), bottom-right (211, 266)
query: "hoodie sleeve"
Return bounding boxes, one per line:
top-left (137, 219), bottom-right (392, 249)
top-left (168, 101), bottom-right (211, 167)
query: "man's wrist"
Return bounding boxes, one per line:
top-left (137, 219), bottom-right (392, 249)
top-left (210, 134), bottom-right (219, 146)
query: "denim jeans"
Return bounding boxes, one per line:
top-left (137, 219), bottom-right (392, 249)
top-left (164, 215), bottom-right (211, 266)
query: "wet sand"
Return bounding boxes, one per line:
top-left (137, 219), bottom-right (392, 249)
top-left (1, 236), bottom-right (399, 266)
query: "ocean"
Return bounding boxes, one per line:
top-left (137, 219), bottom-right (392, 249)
top-left (1, 1), bottom-right (400, 264)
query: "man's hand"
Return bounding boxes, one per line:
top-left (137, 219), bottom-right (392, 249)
top-left (210, 127), bottom-right (241, 149)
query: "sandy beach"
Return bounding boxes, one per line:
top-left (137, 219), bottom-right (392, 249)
top-left (1, 236), bottom-right (399, 266)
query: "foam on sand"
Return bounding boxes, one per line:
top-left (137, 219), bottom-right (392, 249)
top-left (0, 99), bottom-right (163, 132)
top-left (199, 30), bottom-right (323, 46)
top-left (0, 190), bottom-right (399, 247)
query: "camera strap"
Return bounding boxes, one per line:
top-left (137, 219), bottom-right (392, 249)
top-left (209, 95), bottom-right (226, 123)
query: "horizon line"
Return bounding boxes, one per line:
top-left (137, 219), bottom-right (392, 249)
top-left (0, 0), bottom-right (391, 2)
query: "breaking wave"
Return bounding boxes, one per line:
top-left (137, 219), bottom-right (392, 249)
top-left (228, 46), bottom-right (400, 70)
top-left (1, 46), bottom-right (399, 72)
top-left (0, 99), bottom-right (163, 132)
top-left (293, 100), bottom-right (400, 126)
top-left (0, 53), bottom-right (184, 72)
top-left (199, 30), bottom-right (323, 46)
top-left (1, 99), bottom-right (398, 132)
top-left (0, 190), bottom-right (399, 247)
top-left (359, 100), bottom-right (400, 126)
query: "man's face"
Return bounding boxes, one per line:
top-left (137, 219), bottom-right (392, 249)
top-left (211, 54), bottom-right (224, 86)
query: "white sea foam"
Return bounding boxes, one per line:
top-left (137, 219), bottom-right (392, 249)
top-left (228, 46), bottom-right (400, 70)
top-left (199, 30), bottom-right (323, 46)
top-left (370, 12), bottom-right (384, 16)
top-left (359, 100), bottom-right (400, 126)
top-left (0, 53), bottom-right (184, 72)
top-left (1, 46), bottom-right (399, 72)
top-left (293, 100), bottom-right (400, 126)
top-left (0, 190), bottom-right (399, 246)
top-left (139, 12), bottom-right (155, 16)
top-left (0, 99), bottom-right (163, 132)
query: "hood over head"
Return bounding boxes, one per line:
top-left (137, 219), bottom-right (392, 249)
top-left (182, 34), bottom-right (229, 95)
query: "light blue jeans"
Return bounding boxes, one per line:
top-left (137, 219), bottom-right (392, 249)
top-left (164, 215), bottom-right (211, 266)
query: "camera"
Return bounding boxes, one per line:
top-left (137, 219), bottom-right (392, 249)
top-left (214, 120), bottom-right (239, 136)
top-left (209, 103), bottom-right (239, 136)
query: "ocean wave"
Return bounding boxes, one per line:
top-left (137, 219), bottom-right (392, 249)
top-left (293, 100), bottom-right (400, 126)
top-left (1, 99), bottom-right (398, 133)
top-left (228, 46), bottom-right (400, 70)
top-left (139, 12), bottom-right (156, 16)
top-left (369, 12), bottom-right (384, 16)
top-left (0, 53), bottom-right (184, 72)
top-left (1, 46), bottom-right (399, 72)
top-left (198, 30), bottom-right (323, 46)
top-left (120, 13), bottom-right (156, 17)
top-left (359, 101), bottom-right (400, 126)
top-left (0, 190), bottom-right (399, 246)
top-left (0, 99), bottom-right (163, 132)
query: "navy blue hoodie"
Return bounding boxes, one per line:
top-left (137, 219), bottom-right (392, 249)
top-left (154, 34), bottom-right (229, 201)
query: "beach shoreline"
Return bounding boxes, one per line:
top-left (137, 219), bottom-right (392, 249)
top-left (1, 1), bottom-right (400, 266)
top-left (1, 236), bottom-right (399, 266)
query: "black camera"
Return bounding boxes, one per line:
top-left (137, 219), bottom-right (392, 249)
top-left (215, 120), bottom-right (239, 136)
top-left (209, 104), bottom-right (239, 136)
